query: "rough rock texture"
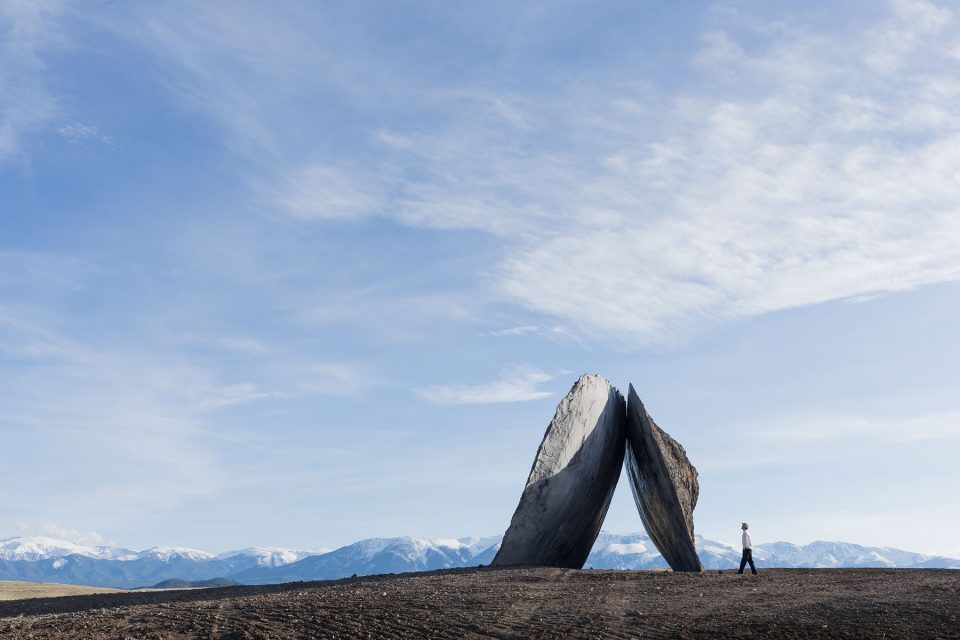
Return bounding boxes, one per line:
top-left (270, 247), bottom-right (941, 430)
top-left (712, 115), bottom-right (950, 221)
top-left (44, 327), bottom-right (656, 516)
top-left (625, 384), bottom-right (703, 572)
top-left (493, 374), bottom-right (627, 568)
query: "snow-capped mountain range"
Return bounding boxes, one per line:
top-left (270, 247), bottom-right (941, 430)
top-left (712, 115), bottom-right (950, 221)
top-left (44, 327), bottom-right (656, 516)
top-left (0, 536), bottom-right (138, 562)
top-left (1, 533), bottom-right (956, 589)
top-left (0, 536), bottom-right (225, 563)
top-left (0, 537), bottom-right (327, 566)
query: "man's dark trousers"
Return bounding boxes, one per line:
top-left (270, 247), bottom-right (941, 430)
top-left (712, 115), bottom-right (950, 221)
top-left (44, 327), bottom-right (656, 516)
top-left (738, 548), bottom-right (758, 574)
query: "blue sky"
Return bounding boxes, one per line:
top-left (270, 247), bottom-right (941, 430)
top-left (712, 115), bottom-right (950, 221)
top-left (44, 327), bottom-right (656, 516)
top-left (2, 0), bottom-right (960, 557)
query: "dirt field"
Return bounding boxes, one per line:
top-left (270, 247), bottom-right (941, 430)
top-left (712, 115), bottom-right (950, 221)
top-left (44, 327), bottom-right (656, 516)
top-left (0, 567), bottom-right (957, 639)
top-left (0, 581), bottom-right (124, 601)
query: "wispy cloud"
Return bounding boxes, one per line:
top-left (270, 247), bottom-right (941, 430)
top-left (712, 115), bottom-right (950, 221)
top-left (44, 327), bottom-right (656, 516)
top-left (0, 324), bottom-right (225, 507)
top-left (109, 0), bottom-right (960, 345)
top-left (56, 122), bottom-right (114, 146)
top-left (290, 362), bottom-right (371, 397)
top-left (6, 0), bottom-right (960, 554)
top-left (0, 0), bottom-right (62, 162)
top-left (697, 407), bottom-right (960, 473)
top-left (492, 0), bottom-right (960, 343)
top-left (275, 164), bottom-right (387, 221)
top-left (757, 410), bottom-right (960, 444)
top-left (0, 308), bottom-right (363, 515)
top-left (484, 324), bottom-right (577, 344)
top-left (489, 325), bottom-right (540, 337)
top-left (193, 382), bottom-right (283, 411)
top-left (194, 336), bottom-right (276, 354)
top-left (0, 250), bottom-right (99, 291)
top-left (415, 365), bottom-right (562, 405)
top-left (298, 287), bottom-right (487, 344)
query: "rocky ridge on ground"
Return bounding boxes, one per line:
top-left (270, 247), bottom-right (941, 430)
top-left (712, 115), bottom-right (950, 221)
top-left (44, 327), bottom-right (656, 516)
top-left (2, 568), bottom-right (958, 639)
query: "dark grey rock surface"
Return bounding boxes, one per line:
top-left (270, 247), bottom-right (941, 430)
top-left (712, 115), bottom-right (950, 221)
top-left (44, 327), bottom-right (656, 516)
top-left (624, 384), bottom-right (703, 572)
top-left (493, 374), bottom-right (627, 568)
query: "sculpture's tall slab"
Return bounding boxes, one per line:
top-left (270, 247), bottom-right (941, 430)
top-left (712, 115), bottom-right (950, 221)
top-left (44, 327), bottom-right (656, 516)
top-left (624, 384), bottom-right (702, 572)
top-left (492, 374), bottom-right (627, 568)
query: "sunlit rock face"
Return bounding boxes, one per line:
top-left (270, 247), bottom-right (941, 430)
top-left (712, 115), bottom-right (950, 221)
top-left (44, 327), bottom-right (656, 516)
top-left (493, 374), bottom-right (627, 568)
top-left (624, 384), bottom-right (703, 572)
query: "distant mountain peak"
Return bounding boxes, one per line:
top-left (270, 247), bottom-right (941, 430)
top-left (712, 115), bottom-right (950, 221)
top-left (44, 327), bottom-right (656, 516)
top-left (137, 547), bottom-right (217, 562)
top-left (216, 547), bottom-right (323, 567)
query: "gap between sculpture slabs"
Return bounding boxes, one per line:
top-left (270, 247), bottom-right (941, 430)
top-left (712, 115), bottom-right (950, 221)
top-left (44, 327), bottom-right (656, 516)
top-left (495, 373), bottom-right (703, 572)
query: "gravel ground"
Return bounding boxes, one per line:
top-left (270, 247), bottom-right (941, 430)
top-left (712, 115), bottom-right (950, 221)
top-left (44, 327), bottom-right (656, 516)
top-left (0, 567), bottom-right (957, 639)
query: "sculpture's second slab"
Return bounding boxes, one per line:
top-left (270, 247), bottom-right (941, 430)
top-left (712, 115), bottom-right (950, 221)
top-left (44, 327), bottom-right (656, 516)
top-left (624, 384), bottom-right (702, 572)
top-left (492, 374), bottom-right (626, 568)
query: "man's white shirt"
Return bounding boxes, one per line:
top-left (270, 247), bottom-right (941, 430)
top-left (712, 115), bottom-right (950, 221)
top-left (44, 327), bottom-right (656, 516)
top-left (742, 531), bottom-right (752, 550)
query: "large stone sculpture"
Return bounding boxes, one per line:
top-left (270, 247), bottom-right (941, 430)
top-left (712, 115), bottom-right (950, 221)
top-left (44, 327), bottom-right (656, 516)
top-left (492, 374), bottom-right (627, 568)
top-left (624, 384), bottom-right (702, 572)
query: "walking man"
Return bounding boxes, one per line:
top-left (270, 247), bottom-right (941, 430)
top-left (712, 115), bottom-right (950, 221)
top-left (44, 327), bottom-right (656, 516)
top-left (737, 522), bottom-right (758, 575)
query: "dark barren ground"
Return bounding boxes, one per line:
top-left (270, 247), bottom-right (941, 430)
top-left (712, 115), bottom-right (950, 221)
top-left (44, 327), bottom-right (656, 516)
top-left (1, 567), bottom-right (958, 639)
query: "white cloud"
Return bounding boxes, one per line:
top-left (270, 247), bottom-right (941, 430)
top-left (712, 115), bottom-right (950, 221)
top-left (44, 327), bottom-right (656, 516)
top-left (493, 1), bottom-right (960, 344)
top-left (416, 365), bottom-right (560, 405)
top-left (91, 0), bottom-right (960, 345)
top-left (866, 0), bottom-right (953, 72)
top-left (13, 522), bottom-right (108, 546)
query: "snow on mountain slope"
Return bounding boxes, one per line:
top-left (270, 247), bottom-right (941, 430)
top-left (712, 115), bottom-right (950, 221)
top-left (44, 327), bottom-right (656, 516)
top-left (432, 536), bottom-right (501, 558)
top-left (231, 536), bottom-right (503, 585)
top-left (585, 532), bottom-right (668, 569)
top-left (135, 547), bottom-right (216, 562)
top-left (0, 536), bottom-right (136, 561)
top-left (584, 533), bottom-right (960, 571)
top-left (696, 537), bottom-right (743, 569)
top-left (752, 540), bottom-right (959, 568)
top-left (0, 537), bottom-right (309, 566)
top-left (216, 547), bottom-right (325, 567)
